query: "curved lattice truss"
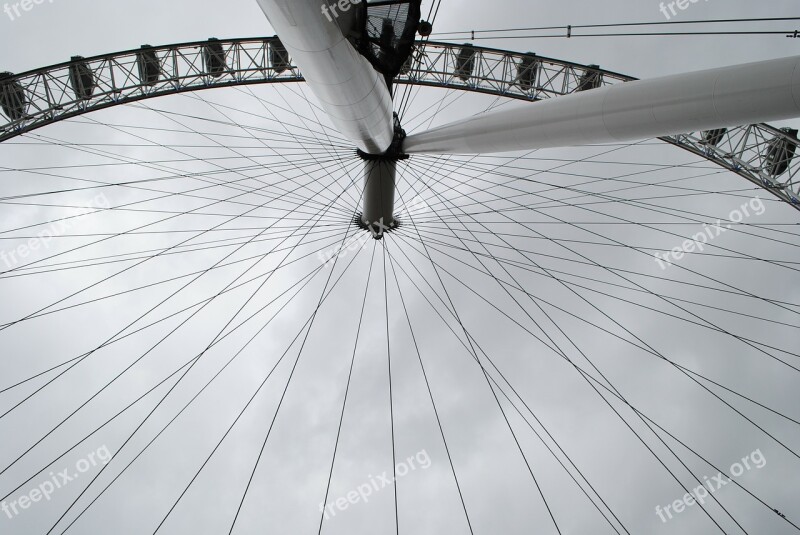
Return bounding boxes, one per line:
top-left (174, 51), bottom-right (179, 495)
top-left (1, 38), bottom-right (798, 207)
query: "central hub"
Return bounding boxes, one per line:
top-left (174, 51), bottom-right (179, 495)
top-left (356, 113), bottom-right (408, 163)
top-left (356, 114), bottom-right (408, 239)
top-left (353, 212), bottom-right (399, 240)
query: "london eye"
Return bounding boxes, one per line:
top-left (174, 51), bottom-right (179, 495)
top-left (0, 1), bottom-right (798, 533)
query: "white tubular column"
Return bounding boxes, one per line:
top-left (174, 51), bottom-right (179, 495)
top-left (404, 55), bottom-right (800, 154)
top-left (254, 0), bottom-right (394, 154)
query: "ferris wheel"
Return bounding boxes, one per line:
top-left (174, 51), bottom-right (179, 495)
top-left (0, 1), bottom-right (798, 534)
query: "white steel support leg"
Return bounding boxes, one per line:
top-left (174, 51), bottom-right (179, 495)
top-left (254, 0), bottom-right (394, 154)
top-left (404, 55), bottom-right (800, 154)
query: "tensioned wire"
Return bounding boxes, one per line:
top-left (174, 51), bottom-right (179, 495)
top-left (316, 242), bottom-right (378, 535)
top-left (387, 238), bottom-right (629, 533)
top-left (388, 226), bottom-right (800, 426)
top-left (42, 142), bottom-right (367, 535)
top-left (0, 132), bottom-right (358, 240)
top-left (399, 158), bottom-right (800, 363)
top-left (51, 222), bottom-right (370, 535)
top-left (1, 47), bottom-right (797, 532)
top-left (391, 155), bottom-right (800, 314)
top-left (388, 230), bottom-right (797, 531)
top-left (0, 156), bottom-right (361, 475)
top-left (387, 214), bottom-right (740, 534)
top-left (0, 155), bottom-right (364, 332)
top-left (391, 168), bottom-right (566, 535)
top-left (0, 227), bottom-right (354, 502)
top-left (398, 154), bottom-right (800, 319)
top-left (398, 161), bottom-right (800, 466)
top-left (399, 162), bottom-right (792, 530)
top-left (404, 156), bottom-right (800, 276)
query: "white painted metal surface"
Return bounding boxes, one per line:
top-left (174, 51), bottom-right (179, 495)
top-left (254, 0), bottom-right (394, 154)
top-left (404, 55), bottom-right (800, 154)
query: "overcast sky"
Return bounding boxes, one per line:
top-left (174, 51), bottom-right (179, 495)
top-left (0, 1), bottom-right (799, 534)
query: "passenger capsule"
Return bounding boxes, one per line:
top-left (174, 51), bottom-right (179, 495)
top-left (702, 128), bottom-right (727, 147)
top-left (0, 72), bottom-right (27, 121)
top-left (137, 45), bottom-right (160, 86)
top-left (764, 128), bottom-right (798, 177)
top-left (269, 40), bottom-right (290, 74)
top-left (517, 54), bottom-right (539, 91)
top-left (455, 44), bottom-right (475, 82)
top-left (69, 56), bottom-right (96, 100)
top-left (203, 38), bottom-right (227, 78)
top-left (577, 64), bottom-right (602, 92)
